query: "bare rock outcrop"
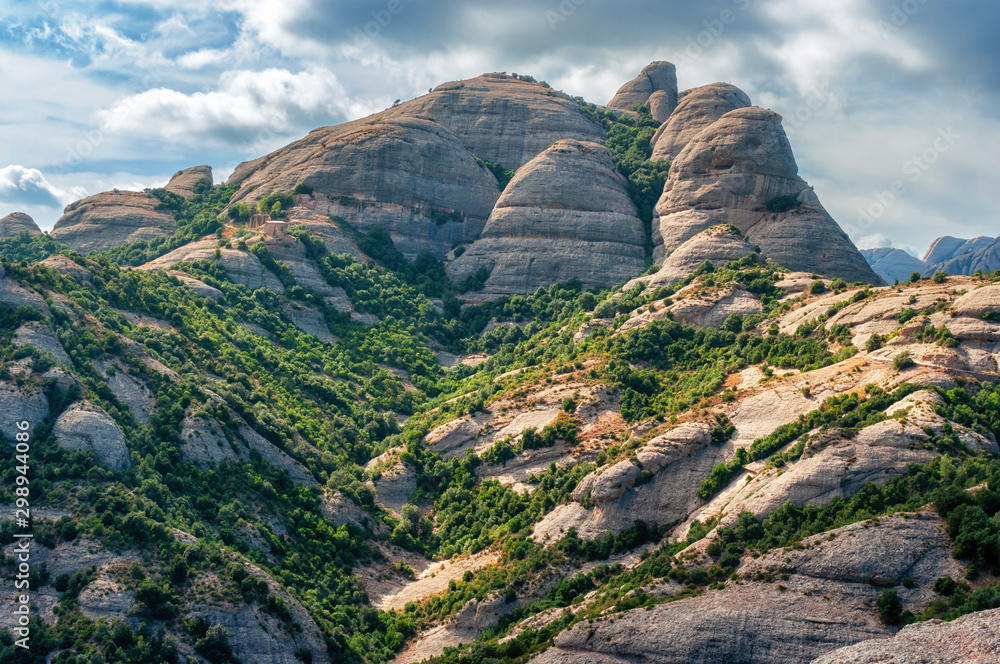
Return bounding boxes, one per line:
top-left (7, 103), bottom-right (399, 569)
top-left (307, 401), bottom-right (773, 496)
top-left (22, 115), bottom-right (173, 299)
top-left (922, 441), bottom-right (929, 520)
top-left (228, 117), bottom-right (500, 259)
top-left (167, 270), bottom-right (223, 301)
top-left (812, 607), bottom-right (1000, 663)
top-left (652, 107), bottom-right (883, 285)
top-left (39, 255), bottom-right (94, 282)
top-left (633, 225), bottom-right (758, 290)
top-left (924, 235), bottom-right (1000, 276)
top-left (0, 263), bottom-right (50, 313)
top-left (650, 83), bottom-right (751, 162)
top-left (607, 61), bottom-right (678, 121)
top-left (13, 321), bottom-right (71, 365)
top-left (860, 247), bottom-right (927, 284)
top-left (447, 140), bottom-right (646, 298)
top-left (139, 239), bottom-right (285, 292)
top-left (53, 402), bottom-right (131, 469)
top-left (0, 212), bottom-right (41, 237)
top-left (51, 189), bottom-right (177, 254)
top-left (164, 165), bottom-right (213, 199)
top-left (0, 380), bottom-right (49, 440)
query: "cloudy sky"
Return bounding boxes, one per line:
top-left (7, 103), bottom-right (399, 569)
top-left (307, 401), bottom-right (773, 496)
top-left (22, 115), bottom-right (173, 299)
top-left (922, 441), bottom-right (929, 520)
top-left (1, 0), bottom-right (996, 256)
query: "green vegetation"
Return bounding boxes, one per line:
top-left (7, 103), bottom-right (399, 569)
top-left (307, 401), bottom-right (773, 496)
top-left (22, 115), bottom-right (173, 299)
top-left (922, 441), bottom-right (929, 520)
top-left (0, 232), bottom-right (70, 263)
top-left (765, 195), bottom-right (802, 213)
top-left (95, 183), bottom-right (237, 266)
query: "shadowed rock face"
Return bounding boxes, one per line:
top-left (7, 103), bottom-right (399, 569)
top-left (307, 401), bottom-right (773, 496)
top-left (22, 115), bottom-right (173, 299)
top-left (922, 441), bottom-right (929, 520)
top-left (164, 165), bottom-right (213, 199)
top-left (650, 83), bottom-right (751, 162)
top-left (0, 212), bottom-right (41, 238)
top-left (653, 107), bottom-right (883, 285)
top-left (607, 61), bottom-right (678, 121)
top-left (446, 139), bottom-right (645, 298)
top-left (227, 117), bottom-right (501, 260)
top-left (51, 190), bottom-right (177, 254)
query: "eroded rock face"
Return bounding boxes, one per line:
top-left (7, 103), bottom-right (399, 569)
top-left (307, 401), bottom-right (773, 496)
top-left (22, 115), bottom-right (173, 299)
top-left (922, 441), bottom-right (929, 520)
top-left (164, 165), bottom-right (213, 199)
top-left (607, 61), bottom-right (678, 121)
top-left (447, 139), bottom-right (645, 298)
top-left (634, 225), bottom-right (758, 290)
top-left (53, 402), bottom-right (131, 469)
top-left (653, 107), bottom-right (882, 285)
top-left (650, 83), bottom-right (751, 162)
top-left (860, 247), bottom-right (927, 284)
top-left (812, 607), bottom-right (1000, 664)
top-left (167, 271), bottom-right (223, 301)
top-left (51, 190), bottom-right (177, 254)
top-left (0, 264), bottom-right (50, 314)
top-left (228, 117), bottom-right (500, 259)
top-left (13, 321), bottom-right (71, 365)
top-left (925, 235), bottom-right (1000, 276)
top-left (0, 212), bottom-right (41, 237)
top-left (0, 381), bottom-right (49, 440)
top-left (139, 239), bottom-right (285, 292)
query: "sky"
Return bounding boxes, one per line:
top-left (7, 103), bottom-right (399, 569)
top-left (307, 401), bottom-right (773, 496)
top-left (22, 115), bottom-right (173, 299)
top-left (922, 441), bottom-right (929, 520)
top-left (1, 0), bottom-right (997, 257)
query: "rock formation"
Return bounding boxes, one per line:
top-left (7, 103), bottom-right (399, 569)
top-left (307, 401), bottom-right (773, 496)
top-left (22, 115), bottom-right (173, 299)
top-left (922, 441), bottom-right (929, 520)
top-left (446, 139), bottom-right (645, 298)
top-left (860, 247), bottom-right (927, 284)
top-left (0, 211), bottom-right (41, 238)
top-left (650, 83), bottom-right (751, 162)
top-left (924, 235), bottom-right (1000, 276)
top-left (606, 61), bottom-right (678, 121)
top-left (53, 402), bottom-right (131, 469)
top-left (50, 189), bottom-right (177, 254)
top-left (227, 118), bottom-right (501, 259)
top-left (813, 607), bottom-right (1000, 663)
top-left (0, 263), bottom-right (49, 313)
top-left (631, 224), bottom-right (758, 290)
top-left (652, 106), bottom-right (883, 284)
top-left (163, 165), bottom-right (213, 199)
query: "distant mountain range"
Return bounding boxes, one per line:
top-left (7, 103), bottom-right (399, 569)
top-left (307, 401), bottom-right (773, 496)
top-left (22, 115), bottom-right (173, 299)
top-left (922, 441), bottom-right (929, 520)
top-left (862, 235), bottom-right (1000, 283)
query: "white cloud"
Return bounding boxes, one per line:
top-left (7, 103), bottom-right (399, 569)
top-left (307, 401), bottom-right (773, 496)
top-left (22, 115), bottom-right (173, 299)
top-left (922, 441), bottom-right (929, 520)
top-left (0, 166), bottom-right (86, 208)
top-left (96, 67), bottom-right (353, 146)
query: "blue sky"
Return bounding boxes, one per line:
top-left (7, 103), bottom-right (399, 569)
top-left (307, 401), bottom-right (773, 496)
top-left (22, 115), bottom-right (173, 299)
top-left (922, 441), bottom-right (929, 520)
top-left (1, 0), bottom-right (997, 256)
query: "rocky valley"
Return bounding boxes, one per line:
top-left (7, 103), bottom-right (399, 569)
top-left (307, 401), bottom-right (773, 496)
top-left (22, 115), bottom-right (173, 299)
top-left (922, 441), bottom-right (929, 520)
top-left (1, 60), bottom-right (999, 664)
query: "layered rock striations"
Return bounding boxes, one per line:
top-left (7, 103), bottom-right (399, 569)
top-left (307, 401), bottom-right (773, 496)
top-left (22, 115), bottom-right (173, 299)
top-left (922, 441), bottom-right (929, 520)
top-left (0, 212), bottom-right (41, 238)
top-left (650, 83), bottom-right (751, 162)
top-left (446, 139), bottom-right (645, 298)
top-left (227, 117), bottom-right (501, 259)
top-left (51, 190), bottom-right (177, 254)
top-left (631, 224), bottom-right (758, 290)
top-left (653, 106), bottom-right (883, 284)
top-left (606, 61), bottom-right (678, 121)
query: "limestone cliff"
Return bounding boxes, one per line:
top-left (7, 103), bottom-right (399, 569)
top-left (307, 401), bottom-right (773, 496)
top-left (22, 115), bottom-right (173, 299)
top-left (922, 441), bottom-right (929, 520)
top-left (163, 165), bottom-right (213, 199)
top-left (51, 190), bottom-right (177, 254)
top-left (653, 106), bottom-right (883, 284)
top-left (650, 83), bottom-right (751, 162)
top-left (447, 139), bottom-right (645, 298)
top-left (606, 61), bottom-right (678, 122)
top-left (0, 212), bottom-right (41, 238)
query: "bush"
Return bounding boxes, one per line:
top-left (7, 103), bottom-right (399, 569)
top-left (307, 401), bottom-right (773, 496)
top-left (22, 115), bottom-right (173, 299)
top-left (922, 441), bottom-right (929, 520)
top-left (932, 272), bottom-right (948, 284)
top-left (866, 334), bottom-right (884, 353)
top-left (910, 272), bottom-right (921, 283)
top-left (808, 280), bottom-right (827, 295)
top-left (893, 351), bottom-right (915, 370)
top-left (293, 183), bottom-right (313, 195)
top-left (877, 588), bottom-right (903, 624)
top-left (765, 195), bottom-right (802, 213)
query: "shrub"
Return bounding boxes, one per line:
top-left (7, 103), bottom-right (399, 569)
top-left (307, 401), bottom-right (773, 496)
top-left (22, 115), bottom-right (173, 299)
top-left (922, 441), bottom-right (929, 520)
top-left (893, 351), bottom-right (915, 370)
top-left (866, 334), bottom-right (884, 353)
top-left (765, 195), bottom-right (802, 213)
top-left (293, 183), bottom-right (313, 195)
top-left (932, 272), bottom-right (948, 284)
top-left (910, 272), bottom-right (921, 283)
top-left (808, 280), bottom-right (827, 295)
top-left (877, 588), bottom-right (903, 624)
